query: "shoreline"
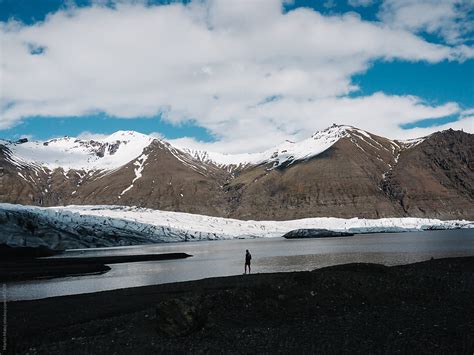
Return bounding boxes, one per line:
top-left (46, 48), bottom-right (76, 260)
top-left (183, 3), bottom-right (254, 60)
top-left (5, 256), bottom-right (474, 353)
top-left (0, 253), bottom-right (192, 282)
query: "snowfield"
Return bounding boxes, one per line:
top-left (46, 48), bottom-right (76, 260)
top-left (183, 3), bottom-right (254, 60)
top-left (0, 203), bottom-right (471, 249)
top-left (1, 131), bottom-right (155, 172)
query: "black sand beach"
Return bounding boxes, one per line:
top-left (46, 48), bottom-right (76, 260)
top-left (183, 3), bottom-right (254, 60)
top-left (4, 256), bottom-right (474, 354)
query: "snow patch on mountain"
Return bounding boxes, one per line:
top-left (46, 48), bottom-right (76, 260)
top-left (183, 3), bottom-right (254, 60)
top-left (182, 124), bottom-right (369, 169)
top-left (399, 137), bottom-right (426, 148)
top-left (182, 148), bottom-right (265, 170)
top-left (119, 153), bottom-right (149, 196)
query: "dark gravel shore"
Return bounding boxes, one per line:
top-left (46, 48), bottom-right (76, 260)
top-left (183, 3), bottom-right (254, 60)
top-left (5, 256), bottom-right (474, 354)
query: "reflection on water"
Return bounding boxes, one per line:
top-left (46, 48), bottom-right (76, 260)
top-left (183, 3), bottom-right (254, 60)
top-left (6, 229), bottom-right (474, 301)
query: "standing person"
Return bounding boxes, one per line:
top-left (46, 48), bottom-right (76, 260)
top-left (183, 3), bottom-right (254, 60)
top-left (245, 249), bottom-right (252, 274)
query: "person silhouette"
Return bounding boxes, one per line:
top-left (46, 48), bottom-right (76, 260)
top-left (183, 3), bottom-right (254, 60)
top-left (244, 249), bottom-right (252, 274)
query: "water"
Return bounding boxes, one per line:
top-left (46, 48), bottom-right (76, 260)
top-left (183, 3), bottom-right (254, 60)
top-left (5, 229), bottom-right (474, 301)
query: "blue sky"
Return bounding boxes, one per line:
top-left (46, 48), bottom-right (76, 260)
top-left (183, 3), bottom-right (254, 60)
top-left (0, 0), bottom-right (473, 151)
top-left (352, 59), bottom-right (474, 116)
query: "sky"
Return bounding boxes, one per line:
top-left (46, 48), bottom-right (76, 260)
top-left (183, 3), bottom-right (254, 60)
top-left (0, 0), bottom-right (473, 153)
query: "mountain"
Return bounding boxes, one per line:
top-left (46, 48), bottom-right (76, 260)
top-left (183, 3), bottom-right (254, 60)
top-left (0, 125), bottom-right (472, 220)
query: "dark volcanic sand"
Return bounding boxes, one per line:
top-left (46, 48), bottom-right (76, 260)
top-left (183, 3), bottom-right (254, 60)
top-left (5, 257), bottom-right (474, 354)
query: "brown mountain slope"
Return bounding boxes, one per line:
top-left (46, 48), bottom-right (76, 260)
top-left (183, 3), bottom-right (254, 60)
top-left (67, 140), bottom-right (229, 216)
top-left (224, 132), bottom-right (405, 220)
top-left (0, 145), bottom-right (106, 206)
top-left (0, 128), bottom-right (472, 220)
top-left (0, 146), bottom-right (72, 206)
top-left (381, 129), bottom-right (473, 220)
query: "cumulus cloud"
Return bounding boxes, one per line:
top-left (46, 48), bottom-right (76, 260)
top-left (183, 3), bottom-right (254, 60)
top-left (169, 92), bottom-right (465, 153)
top-left (0, 0), bottom-right (472, 152)
top-left (378, 0), bottom-right (474, 45)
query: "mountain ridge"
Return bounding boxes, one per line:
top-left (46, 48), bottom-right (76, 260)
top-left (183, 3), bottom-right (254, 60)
top-left (0, 125), bottom-right (472, 220)
top-left (0, 124), bottom-right (427, 172)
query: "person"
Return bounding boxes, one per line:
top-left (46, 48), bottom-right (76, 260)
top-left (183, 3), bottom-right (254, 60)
top-left (244, 249), bottom-right (252, 274)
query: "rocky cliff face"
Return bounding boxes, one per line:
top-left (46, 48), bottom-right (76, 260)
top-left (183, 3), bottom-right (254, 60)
top-left (0, 126), bottom-right (472, 220)
top-left (381, 129), bottom-right (473, 220)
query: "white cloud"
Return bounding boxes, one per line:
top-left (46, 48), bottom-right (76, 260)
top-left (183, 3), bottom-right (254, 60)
top-left (379, 0), bottom-right (474, 45)
top-left (461, 108), bottom-right (474, 117)
top-left (348, 0), bottom-right (375, 7)
top-left (394, 115), bottom-right (473, 139)
top-left (168, 92), bottom-right (465, 153)
top-left (148, 131), bottom-right (164, 139)
top-left (76, 131), bottom-right (110, 140)
top-left (0, 0), bottom-right (472, 152)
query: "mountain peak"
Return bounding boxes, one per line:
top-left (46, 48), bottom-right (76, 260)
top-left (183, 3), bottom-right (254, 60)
top-left (2, 130), bottom-right (156, 172)
top-left (187, 124), bottom-right (369, 169)
top-left (312, 124), bottom-right (366, 137)
top-left (100, 130), bottom-right (155, 143)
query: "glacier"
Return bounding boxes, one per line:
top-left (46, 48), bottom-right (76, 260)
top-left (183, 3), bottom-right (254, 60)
top-left (0, 203), bottom-right (471, 250)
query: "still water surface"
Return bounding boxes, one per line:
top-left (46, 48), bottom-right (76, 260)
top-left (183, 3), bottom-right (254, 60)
top-left (6, 229), bottom-right (474, 301)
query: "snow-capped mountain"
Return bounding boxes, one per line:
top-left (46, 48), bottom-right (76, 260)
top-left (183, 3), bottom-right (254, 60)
top-left (0, 125), bottom-right (472, 221)
top-left (181, 124), bottom-right (418, 170)
top-left (1, 130), bottom-right (156, 172)
top-left (0, 124), bottom-right (420, 173)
